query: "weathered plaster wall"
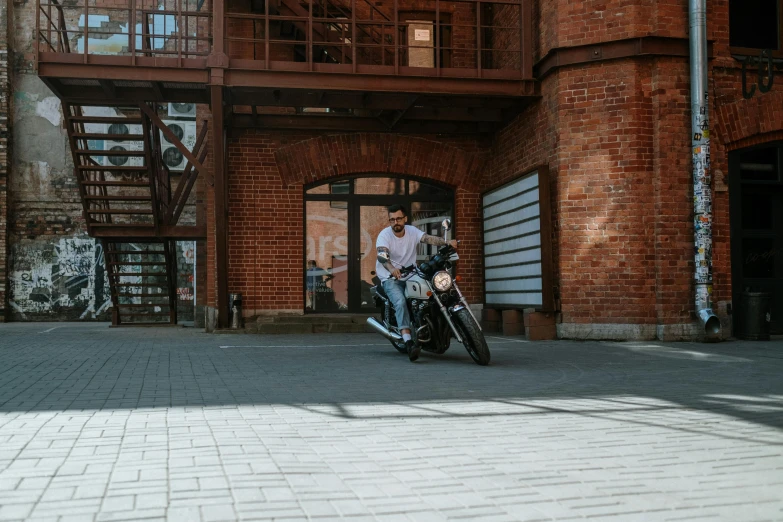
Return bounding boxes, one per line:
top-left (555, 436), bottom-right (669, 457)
top-left (9, 237), bottom-right (111, 320)
top-left (0, 0), bottom-right (11, 320)
top-left (8, 68), bottom-right (98, 319)
top-left (4, 0), bottom-right (200, 321)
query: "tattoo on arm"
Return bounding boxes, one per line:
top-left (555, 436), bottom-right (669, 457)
top-left (421, 234), bottom-right (448, 247)
top-left (377, 246), bottom-right (393, 270)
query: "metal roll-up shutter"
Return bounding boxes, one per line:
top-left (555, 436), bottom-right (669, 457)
top-left (482, 166), bottom-right (554, 310)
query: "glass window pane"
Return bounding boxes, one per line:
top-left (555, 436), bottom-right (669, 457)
top-left (411, 201), bottom-right (454, 260)
top-left (742, 191), bottom-right (774, 229)
top-left (305, 201), bottom-right (349, 311)
top-left (306, 180), bottom-right (350, 195)
top-left (730, 0), bottom-right (779, 50)
top-left (359, 206), bottom-right (394, 310)
top-left (740, 147), bottom-right (779, 181)
top-left (742, 238), bottom-right (776, 278)
top-left (409, 180), bottom-right (450, 197)
top-left (306, 184), bottom-right (329, 194)
top-left (355, 177), bottom-right (405, 195)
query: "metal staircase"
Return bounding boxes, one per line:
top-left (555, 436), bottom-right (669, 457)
top-left (62, 103), bottom-right (208, 326)
top-left (105, 240), bottom-right (178, 325)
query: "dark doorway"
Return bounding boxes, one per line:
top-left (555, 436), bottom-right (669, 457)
top-left (304, 176), bottom-right (454, 313)
top-left (729, 143), bottom-right (783, 334)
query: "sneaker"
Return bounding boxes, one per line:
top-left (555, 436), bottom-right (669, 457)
top-left (406, 340), bottom-right (421, 362)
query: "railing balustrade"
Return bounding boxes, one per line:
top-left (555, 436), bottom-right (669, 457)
top-left (37, 0), bottom-right (212, 60)
top-left (225, 0), bottom-right (531, 79)
top-left (36, 0), bottom-right (532, 80)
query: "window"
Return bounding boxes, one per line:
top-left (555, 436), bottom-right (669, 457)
top-left (730, 0), bottom-right (781, 52)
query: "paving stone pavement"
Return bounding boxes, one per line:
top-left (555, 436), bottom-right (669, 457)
top-left (0, 323), bottom-right (781, 522)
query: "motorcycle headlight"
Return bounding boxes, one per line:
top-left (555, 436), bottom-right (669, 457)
top-left (432, 271), bottom-right (453, 292)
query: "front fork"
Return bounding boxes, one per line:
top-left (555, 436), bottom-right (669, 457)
top-left (427, 281), bottom-right (464, 344)
top-left (452, 283), bottom-right (481, 331)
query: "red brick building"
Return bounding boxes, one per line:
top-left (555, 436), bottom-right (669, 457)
top-left (1, 0), bottom-right (781, 339)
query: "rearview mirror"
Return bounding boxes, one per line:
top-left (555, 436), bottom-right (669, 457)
top-left (441, 218), bottom-right (451, 231)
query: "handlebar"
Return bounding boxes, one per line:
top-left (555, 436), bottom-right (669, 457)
top-left (393, 240), bottom-right (459, 279)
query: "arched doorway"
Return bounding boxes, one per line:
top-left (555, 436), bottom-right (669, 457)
top-left (304, 175), bottom-right (455, 313)
top-left (729, 142), bottom-right (783, 334)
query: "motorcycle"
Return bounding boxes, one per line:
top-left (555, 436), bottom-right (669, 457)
top-left (366, 219), bottom-right (491, 365)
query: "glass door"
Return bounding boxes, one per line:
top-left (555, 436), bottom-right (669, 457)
top-left (354, 205), bottom-right (395, 311)
top-left (305, 200), bottom-right (349, 312)
top-left (730, 144), bottom-right (783, 334)
top-left (304, 176), bottom-right (454, 313)
top-left (351, 201), bottom-right (455, 311)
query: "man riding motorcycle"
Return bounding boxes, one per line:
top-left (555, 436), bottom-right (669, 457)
top-left (376, 204), bottom-right (458, 362)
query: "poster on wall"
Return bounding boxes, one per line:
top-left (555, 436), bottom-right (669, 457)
top-left (482, 166), bottom-right (553, 310)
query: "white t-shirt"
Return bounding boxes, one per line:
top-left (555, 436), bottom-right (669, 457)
top-left (376, 225), bottom-right (425, 282)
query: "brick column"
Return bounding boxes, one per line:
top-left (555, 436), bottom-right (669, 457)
top-left (0, 0), bottom-right (11, 321)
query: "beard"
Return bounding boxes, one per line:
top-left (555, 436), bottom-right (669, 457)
top-left (392, 224), bottom-right (404, 232)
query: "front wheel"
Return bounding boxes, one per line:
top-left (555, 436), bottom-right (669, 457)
top-left (453, 308), bottom-right (490, 366)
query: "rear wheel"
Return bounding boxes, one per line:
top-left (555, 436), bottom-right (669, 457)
top-left (453, 308), bottom-right (490, 366)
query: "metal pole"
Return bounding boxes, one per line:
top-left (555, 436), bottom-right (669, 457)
top-left (689, 0), bottom-right (720, 337)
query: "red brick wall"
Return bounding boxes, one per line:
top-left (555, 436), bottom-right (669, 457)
top-left (555, 60), bottom-right (659, 325)
top-left (649, 58), bottom-right (696, 324)
top-left (209, 131), bottom-right (486, 314)
top-left (482, 0), bottom-right (782, 333)
top-left (203, 0), bottom-right (783, 335)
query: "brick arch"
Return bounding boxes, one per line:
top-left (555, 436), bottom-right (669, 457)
top-left (714, 91), bottom-right (783, 147)
top-left (274, 133), bottom-right (487, 190)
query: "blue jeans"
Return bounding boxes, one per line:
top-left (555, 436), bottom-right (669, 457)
top-left (382, 278), bottom-right (411, 331)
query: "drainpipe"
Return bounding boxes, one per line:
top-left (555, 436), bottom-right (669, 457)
top-left (689, 0), bottom-right (721, 337)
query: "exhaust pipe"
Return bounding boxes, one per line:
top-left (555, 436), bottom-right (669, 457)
top-left (366, 317), bottom-right (403, 342)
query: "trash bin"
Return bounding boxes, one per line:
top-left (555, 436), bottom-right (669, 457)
top-left (740, 291), bottom-right (771, 341)
top-left (230, 293), bottom-right (243, 329)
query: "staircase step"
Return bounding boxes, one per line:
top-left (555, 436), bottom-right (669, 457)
top-left (88, 210), bottom-right (153, 214)
top-left (255, 314), bottom-right (371, 325)
top-left (116, 304), bottom-right (171, 308)
top-left (90, 223), bottom-right (155, 229)
top-left (73, 133), bottom-right (145, 140)
top-left (78, 166), bottom-right (148, 172)
top-left (113, 283), bottom-right (168, 287)
top-left (106, 250), bottom-right (164, 255)
top-left (112, 292), bottom-right (169, 299)
top-left (118, 312), bottom-right (172, 317)
top-left (81, 181), bottom-right (150, 187)
top-left (108, 262), bottom-right (166, 266)
top-left (76, 150), bottom-right (145, 156)
top-left (110, 272), bottom-right (168, 277)
top-left (111, 322), bottom-right (178, 327)
top-left (70, 116), bottom-right (143, 124)
top-left (85, 195), bottom-right (152, 201)
top-left (252, 322), bottom-right (371, 334)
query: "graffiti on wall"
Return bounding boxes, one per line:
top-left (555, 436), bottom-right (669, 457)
top-left (176, 241), bottom-right (196, 320)
top-left (9, 237), bottom-right (111, 320)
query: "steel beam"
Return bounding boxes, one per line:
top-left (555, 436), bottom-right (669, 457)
top-left (91, 225), bottom-right (207, 239)
top-left (231, 113), bottom-right (495, 133)
top-left (225, 69), bottom-right (536, 97)
top-left (139, 103), bottom-right (214, 186)
top-left (211, 86), bottom-right (229, 329)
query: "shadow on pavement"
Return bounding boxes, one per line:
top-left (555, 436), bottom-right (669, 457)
top-left (0, 323), bottom-right (781, 443)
